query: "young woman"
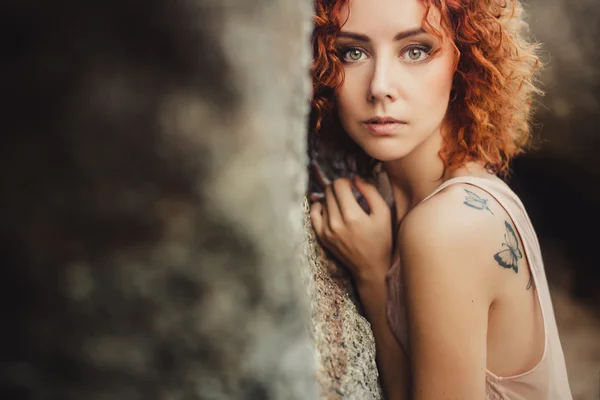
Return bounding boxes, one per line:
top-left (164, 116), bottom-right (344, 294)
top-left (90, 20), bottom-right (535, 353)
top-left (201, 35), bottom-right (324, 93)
top-left (308, 0), bottom-right (573, 398)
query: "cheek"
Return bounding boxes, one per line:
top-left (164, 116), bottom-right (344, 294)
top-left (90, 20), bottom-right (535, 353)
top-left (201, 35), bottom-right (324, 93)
top-left (335, 78), bottom-right (364, 129)
top-left (437, 65), bottom-right (454, 100)
top-left (417, 59), bottom-right (454, 116)
top-left (434, 53), bottom-right (456, 99)
top-left (336, 72), bottom-right (364, 111)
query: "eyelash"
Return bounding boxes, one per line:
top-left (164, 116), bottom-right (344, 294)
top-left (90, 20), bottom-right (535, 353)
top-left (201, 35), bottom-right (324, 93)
top-left (338, 44), bottom-right (435, 64)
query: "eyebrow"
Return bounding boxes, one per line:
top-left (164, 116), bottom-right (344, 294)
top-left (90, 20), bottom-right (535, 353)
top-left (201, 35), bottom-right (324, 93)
top-left (337, 28), bottom-right (427, 42)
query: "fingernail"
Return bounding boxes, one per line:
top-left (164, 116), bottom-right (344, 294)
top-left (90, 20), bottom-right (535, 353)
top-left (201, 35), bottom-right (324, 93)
top-left (309, 192), bottom-right (324, 201)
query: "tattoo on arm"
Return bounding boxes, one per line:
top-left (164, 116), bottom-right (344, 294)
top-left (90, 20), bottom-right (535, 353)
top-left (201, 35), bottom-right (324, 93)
top-left (463, 188), bottom-right (494, 214)
top-left (493, 221), bottom-right (522, 273)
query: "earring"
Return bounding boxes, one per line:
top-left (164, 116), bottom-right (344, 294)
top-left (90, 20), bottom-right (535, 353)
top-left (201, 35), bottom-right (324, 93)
top-left (450, 89), bottom-right (458, 102)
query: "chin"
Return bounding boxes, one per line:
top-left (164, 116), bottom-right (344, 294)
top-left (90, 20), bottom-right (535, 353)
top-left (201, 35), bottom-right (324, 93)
top-left (362, 144), bottom-right (411, 162)
top-left (347, 126), bottom-right (414, 158)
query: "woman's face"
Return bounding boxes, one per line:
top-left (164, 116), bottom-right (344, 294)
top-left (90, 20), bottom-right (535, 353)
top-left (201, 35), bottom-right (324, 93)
top-left (335, 0), bottom-right (455, 162)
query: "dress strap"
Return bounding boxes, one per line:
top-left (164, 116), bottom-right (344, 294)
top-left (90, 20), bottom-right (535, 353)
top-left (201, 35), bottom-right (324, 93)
top-left (419, 176), bottom-right (499, 205)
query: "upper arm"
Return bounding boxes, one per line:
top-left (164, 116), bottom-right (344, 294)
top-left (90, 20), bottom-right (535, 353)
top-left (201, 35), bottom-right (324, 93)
top-left (399, 191), bottom-right (496, 399)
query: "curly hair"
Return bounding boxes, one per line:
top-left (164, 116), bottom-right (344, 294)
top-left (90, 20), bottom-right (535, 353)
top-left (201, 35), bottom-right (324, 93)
top-left (310, 0), bottom-right (543, 180)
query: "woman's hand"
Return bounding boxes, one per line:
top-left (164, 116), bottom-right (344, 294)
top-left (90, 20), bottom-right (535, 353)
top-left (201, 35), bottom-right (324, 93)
top-left (309, 162), bottom-right (408, 400)
top-left (309, 171), bottom-right (393, 283)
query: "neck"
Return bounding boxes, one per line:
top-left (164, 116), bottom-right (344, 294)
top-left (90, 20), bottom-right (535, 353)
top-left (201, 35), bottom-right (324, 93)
top-left (382, 126), bottom-right (492, 224)
top-left (382, 127), bottom-right (447, 216)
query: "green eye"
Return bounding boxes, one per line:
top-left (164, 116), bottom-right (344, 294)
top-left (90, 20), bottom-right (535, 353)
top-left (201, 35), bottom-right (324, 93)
top-left (401, 45), bottom-right (432, 63)
top-left (343, 48), bottom-right (365, 62)
top-left (407, 48), bottom-right (423, 60)
top-left (402, 45), bottom-right (433, 62)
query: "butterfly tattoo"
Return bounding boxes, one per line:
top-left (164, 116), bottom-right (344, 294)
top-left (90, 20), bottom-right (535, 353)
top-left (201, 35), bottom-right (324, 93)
top-left (463, 188), bottom-right (494, 214)
top-left (494, 221), bottom-right (523, 273)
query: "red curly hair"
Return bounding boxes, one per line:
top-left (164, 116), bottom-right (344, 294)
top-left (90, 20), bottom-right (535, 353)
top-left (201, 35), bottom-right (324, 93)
top-left (310, 0), bottom-right (542, 179)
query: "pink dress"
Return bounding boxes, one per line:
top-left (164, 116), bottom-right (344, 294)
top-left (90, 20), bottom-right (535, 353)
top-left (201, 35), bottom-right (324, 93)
top-left (385, 176), bottom-right (573, 399)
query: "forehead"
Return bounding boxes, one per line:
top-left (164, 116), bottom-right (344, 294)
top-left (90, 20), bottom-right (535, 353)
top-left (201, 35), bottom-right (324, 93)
top-left (339, 0), bottom-right (432, 34)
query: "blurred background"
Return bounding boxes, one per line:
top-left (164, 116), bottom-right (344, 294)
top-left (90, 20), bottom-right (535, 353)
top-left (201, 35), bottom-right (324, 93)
top-left (509, 1), bottom-right (600, 398)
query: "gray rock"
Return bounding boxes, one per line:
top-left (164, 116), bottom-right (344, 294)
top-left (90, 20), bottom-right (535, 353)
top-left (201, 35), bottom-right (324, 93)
top-left (0, 0), bottom-right (316, 399)
top-left (303, 200), bottom-right (383, 400)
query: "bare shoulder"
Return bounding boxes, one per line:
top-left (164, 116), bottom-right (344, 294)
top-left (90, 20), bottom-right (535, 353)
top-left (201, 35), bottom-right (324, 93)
top-left (399, 183), bottom-right (516, 398)
top-left (400, 183), bottom-right (504, 251)
top-left (398, 183), bottom-right (519, 294)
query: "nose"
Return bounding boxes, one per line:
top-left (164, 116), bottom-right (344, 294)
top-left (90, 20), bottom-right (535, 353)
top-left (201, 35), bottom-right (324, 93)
top-left (368, 57), bottom-right (399, 104)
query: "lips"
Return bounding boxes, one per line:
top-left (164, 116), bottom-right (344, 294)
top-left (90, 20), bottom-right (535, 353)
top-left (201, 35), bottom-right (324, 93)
top-left (363, 116), bottom-right (407, 135)
top-left (364, 116), bottom-right (406, 124)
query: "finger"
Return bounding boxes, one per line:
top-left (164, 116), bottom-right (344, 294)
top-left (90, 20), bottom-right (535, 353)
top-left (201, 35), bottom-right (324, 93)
top-left (324, 184), bottom-right (343, 232)
top-left (314, 203), bottom-right (347, 263)
top-left (320, 200), bottom-right (335, 243)
top-left (353, 176), bottom-right (388, 216)
top-left (332, 178), bottom-right (364, 222)
top-left (309, 192), bottom-right (325, 202)
top-left (310, 201), bottom-right (324, 236)
top-left (311, 160), bottom-right (332, 188)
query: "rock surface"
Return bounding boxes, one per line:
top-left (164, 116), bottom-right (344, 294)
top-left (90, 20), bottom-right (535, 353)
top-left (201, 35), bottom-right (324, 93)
top-left (303, 200), bottom-right (383, 400)
top-left (0, 0), bottom-right (316, 399)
